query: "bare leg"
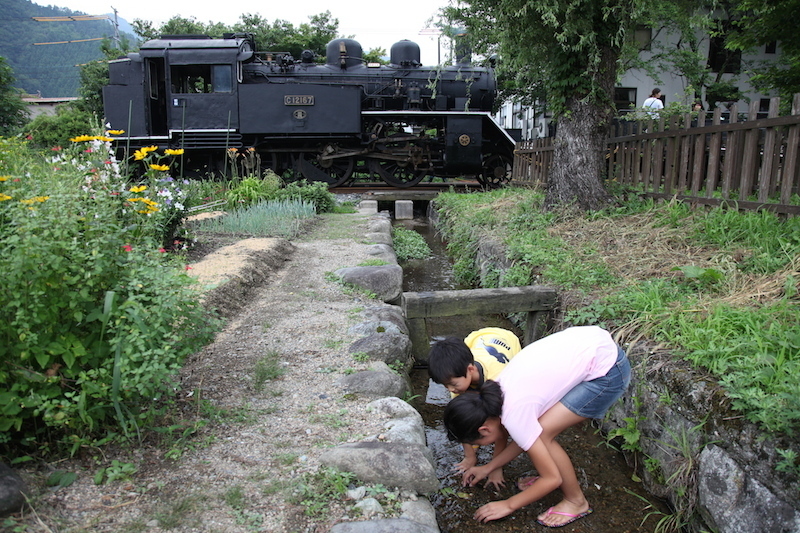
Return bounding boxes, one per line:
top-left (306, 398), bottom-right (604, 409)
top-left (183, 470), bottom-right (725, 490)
top-left (536, 402), bottom-right (592, 527)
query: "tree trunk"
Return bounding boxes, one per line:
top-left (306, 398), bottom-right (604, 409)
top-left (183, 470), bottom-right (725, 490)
top-left (545, 97), bottom-right (613, 211)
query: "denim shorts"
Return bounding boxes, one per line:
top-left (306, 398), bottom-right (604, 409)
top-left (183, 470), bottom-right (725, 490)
top-left (560, 346), bottom-right (631, 419)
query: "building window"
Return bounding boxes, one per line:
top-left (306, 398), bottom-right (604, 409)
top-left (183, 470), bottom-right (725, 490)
top-left (707, 23), bottom-right (741, 74)
top-left (765, 41), bottom-right (777, 54)
top-left (634, 26), bottom-right (652, 51)
top-left (614, 87), bottom-right (637, 113)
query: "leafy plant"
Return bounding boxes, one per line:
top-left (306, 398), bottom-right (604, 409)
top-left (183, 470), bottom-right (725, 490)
top-left (274, 179), bottom-right (336, 213)
top-left (292, 467), bottom-right (356, 517)
top-left (94, 460), bottom-right (137, 484)
top-left (0, 132), bottom-right (220, 458)
top-left (391, 226), bottom-right (432, 262)
top-left (225, 172), bottom-right (281, 209)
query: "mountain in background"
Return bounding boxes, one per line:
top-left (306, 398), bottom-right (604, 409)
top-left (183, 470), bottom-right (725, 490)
top-left (0, 0), bottom-right (137, 97)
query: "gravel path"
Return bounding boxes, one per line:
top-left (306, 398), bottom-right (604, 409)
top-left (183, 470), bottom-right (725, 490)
top-left (22, 209), bottom-right (409, 532)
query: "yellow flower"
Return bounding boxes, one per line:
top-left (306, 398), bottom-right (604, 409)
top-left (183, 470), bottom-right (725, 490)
top-left (133, 149), bottom-right (148, 161)
top-left (164, 149), bottom-right (184, 156)
top-left (0, 194), bottom-right (11, 201)
top-left (69, 135), bottom-right (94, 143)
top-left (142, 145), bottom-right (158, 153)
top-left (19, 196), bottom-right (48, 205)
top-left (97, 136), bottom-right (115, 142)
top-left (149, 164), bottom-right (170, 172)
top-left (0, 176), bottom-right (9, 181)
top-left (129, 185), bottom-right (148, 193)
top-left (106, 130), bottom-right (125, 135)
top-left (141, 199), bottom-right (159, 207)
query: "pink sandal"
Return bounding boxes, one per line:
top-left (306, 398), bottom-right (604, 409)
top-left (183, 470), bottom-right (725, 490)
top-left (536, 507), bottom-right (593, 528)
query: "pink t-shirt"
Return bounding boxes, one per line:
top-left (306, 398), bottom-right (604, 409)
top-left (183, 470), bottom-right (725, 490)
top-left (496, 326), bottom-right (618, 451)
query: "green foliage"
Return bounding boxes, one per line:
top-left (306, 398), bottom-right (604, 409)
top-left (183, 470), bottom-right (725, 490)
top-left (94, 460), bottom-right (137, 484)
top-left (0, 0), bottom-right (133, 98)
top-left (0, 56), bottom-right (29, 135)
top-left (194, 199), bottom-right (316, 238)
top-left (292, 467), bottom-right (356, 517)
top-left (0, 134), bottom-right (220, 457)
top-left (25, 104), bottom-right (94, 149)
top-left (226, 173), bottom-right (282, 210)
top-left (274, 180), bottom-right (336, 213)
top-left (391, 226), bottom-right (432, 262)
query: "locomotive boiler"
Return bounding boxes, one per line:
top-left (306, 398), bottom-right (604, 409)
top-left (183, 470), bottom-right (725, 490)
top-left (103, 33), bottom-right (516, 187)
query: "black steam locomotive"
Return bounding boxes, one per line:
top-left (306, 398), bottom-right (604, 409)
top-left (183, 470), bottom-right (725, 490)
top-left (103, 33), bottom-right (515, 187)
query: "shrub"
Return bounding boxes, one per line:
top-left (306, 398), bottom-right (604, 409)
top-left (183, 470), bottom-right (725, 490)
top-left (0, 133), bottom-right (220, 457)
top-left (225, 171), bottom-right (282, 210)
top-left (274, 180), bottom-right (335, 213)
top-left (25, 104), bottom-right (95, 150)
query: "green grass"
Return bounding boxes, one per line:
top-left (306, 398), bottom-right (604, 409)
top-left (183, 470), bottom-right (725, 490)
top-left (391, 225), bottom-right (432, 262)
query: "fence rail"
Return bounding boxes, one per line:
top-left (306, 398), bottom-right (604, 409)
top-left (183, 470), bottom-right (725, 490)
top-left (512, 94), bottom-right (800, 215)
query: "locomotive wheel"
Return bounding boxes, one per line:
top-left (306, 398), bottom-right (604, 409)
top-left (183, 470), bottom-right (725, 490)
top-left (298, 147), bottom-right (355, 187)
top-left (369, 134), bottom-right (431, 188)
top-left (479, 153), bottom-right (513, 188)
top-left (369, 158), bottom-right (428, 188)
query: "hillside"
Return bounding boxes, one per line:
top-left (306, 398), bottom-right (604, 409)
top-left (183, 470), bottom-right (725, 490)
top-left (0, 0), bottom-right (136, 97)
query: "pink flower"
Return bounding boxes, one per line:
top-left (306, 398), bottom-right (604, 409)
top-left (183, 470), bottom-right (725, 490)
top-left (185, 265), bottom-right (192, 270)
top-left (122, 244), bottom-right (133, 252)
top-left (158, 248), bottom-right (166, 253)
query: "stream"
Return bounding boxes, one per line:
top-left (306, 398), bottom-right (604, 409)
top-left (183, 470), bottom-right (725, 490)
top-left (394, 215), bottom-right (666, 532)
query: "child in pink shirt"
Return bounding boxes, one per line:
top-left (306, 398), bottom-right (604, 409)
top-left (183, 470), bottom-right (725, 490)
top-left (443, 326), bottom-right (630, 528)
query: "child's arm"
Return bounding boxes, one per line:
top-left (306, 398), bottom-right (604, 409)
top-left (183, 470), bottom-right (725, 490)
top-left (456, 443), bottom-right (478, 473)
top-left (484, 429), bottom-right (509, 489)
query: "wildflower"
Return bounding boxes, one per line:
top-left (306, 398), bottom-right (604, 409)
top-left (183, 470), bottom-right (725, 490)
top-left (51, 146), bottom-right (62, 151)
top-left (107, 130), bottom-right (125, 135)
top-left (185, 265), bottom-right (192, 270)
top-left (129, 185), bottom-right (147, 193)
top-left (164, 148), bottom-right (184, 156)
top-left (122, 244), bottom-right (133, 252)
top-left (0, 194), bottom-right (11, 201)
top-left (0, 176), bottom-right (8, 181)
top-left (158, 248), bottom-right (166, 253)
top-left (149, 164), bottom-right (170, 172)
top-left (70, 135), bottom-right (94, 143)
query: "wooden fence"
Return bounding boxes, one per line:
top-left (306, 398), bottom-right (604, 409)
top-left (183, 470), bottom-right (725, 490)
top-left (512, 94), bottom-right (800, 215)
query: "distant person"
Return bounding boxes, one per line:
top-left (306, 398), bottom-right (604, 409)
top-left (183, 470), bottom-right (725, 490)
top-left (443, 326), bottom-right (631, 528)
top-left (642, 88), bottom-right (664, 116)
top-left (428, 327), bottom-right (521, 488)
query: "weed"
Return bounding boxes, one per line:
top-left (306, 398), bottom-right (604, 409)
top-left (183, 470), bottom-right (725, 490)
top-left (358, 259), bottom-right (390, 266)
top-left (153, 495), bottom-right (203, 530)
top-left (253, 350), bottom-right (286, 391)
top-left (223, 485), bottom-right (246, 509)
top-left (292, 467), bottom-right (356, 517)
top-left (275, 452), bottom-right (298, 466)
top-left (94, 460), bottom-right (137, 484)
top-left (352, 352), bottom-right (370, 363)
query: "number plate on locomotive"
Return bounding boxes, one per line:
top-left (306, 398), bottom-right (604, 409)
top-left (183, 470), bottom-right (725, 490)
top-left (284, 95), bottom-right (315, 105)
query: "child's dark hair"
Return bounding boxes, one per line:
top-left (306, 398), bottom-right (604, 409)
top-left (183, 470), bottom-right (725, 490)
top-left (443, 380), bottom-right (504, 443)
top-left (427, 337), bottom-right (474, 384)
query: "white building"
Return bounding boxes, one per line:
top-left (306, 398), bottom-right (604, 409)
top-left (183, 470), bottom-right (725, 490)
top-left (494, 24), bottom-right (783, 139)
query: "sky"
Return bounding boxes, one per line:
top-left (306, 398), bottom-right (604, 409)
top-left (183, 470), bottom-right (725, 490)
top-left (44, 0), bottom-right (453, 66)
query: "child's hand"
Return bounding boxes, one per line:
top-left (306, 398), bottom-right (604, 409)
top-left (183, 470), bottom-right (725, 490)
top-left (473, 499), bottom-right (514, 522)
top-left (455, 455), bottom-right (477, 474)
top-left (462, 464), bottom-right (491, 487)
top-left (484, 468), bottom-right (505, 490)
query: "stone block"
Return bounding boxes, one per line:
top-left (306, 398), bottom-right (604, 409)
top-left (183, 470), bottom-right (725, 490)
top-left (395, 200), bottom-right (414, 220)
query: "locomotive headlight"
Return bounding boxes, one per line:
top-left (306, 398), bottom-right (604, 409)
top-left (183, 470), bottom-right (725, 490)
top-left (459, 134), bottom-right (471, 146)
